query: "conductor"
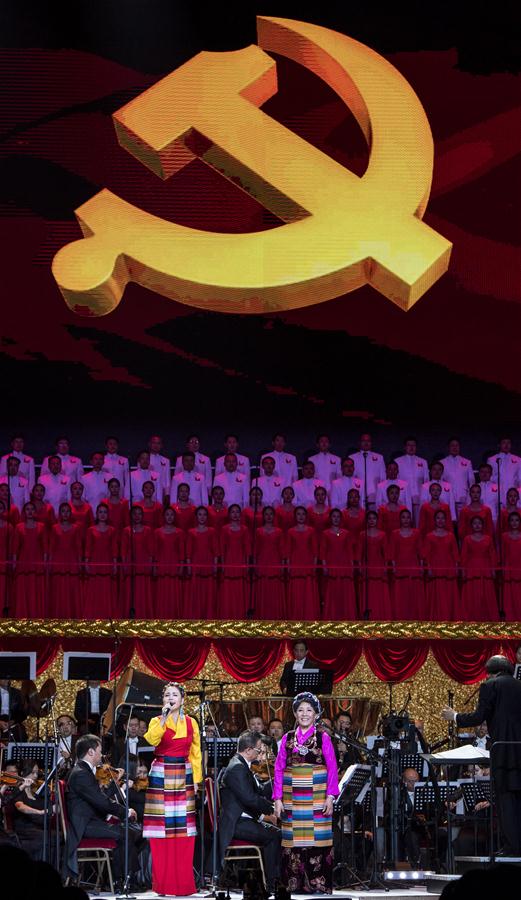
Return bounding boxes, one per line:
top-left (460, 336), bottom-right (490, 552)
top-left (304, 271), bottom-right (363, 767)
top-left (442, 654), bottom-right (521, 855)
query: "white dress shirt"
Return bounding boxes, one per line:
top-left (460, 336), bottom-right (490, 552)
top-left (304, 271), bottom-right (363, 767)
top-left (351, 451), bottom-right (386, 500)
top-left (375, 478), bottom-right (412, 511)
top-left (293, 477), bottom-right (326, 507)
top-left (41, 454), bottom-right (84, 482)
top-left (478, 480), bottom-right (500, 521)
top-left (0, 686), bottom-right (9, 715)
top-left (329, 476), bottom-right (365, 509)
top-left (212, 471), bottom-right (250, 508)
top-left (440, 455), bottom-right (475, 504)
top-left (170, 470), bottom-right (208, 506)
top-left (89, 686), bottom-right (100, 714)
top-left (259, 451), bottom-right (298, 486)
top-left (149, 452), bottom-right (171, 498)
top-left (394, 454), bottom-right (429, 502)
top-left (38, 472), bottom-right (71, 514)
top-left (81, 471), bottom-right (112, 511)
top-left (103, 453), bottom-right (130, 498)
top-left (308, 452), bottom-right (342, 485)
top-left (0, 452), bottom-right (35, 489)
top-left (175, 453), bottom-right (212, 491)
top-left (420, 480), bottom-right (456, 520)
top-left (0, 475), bottom-right (30, 510)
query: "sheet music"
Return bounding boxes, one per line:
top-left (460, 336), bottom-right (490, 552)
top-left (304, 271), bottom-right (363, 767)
top-left (429, 743), bottom-right (489, 762)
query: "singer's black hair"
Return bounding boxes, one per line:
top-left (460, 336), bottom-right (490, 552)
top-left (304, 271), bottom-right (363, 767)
top-left (163, 681), bottom-right (185, 698)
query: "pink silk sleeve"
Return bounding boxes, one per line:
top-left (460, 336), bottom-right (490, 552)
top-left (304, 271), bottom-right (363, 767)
top-left (272, 733), bottom-right (288, 799)
top-left (321, 733), bottom-right (340, 796)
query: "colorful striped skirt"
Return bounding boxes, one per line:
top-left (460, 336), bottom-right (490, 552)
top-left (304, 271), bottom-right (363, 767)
top-left (281, 763), bottom-right (332, 848)
top-left (143, 755), bottom-right (195, 839)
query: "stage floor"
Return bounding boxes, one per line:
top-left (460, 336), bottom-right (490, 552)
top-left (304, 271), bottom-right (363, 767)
top-left (85, 889), bottom-right (442, 899)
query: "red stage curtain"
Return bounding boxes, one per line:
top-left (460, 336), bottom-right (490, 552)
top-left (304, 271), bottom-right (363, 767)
top-left (214, 639), bottom-right (285, 683)
top-left (61, 638), bottom-right (135, 679)
top-left (497, 639), bottom-right (521, 665)
top-left (0, 637), bottom-right (60, 675)
top-left (136, 638), bottom-right (210, 681)
top-left (364, 640), bottom-right (430, 682)
top-left (431, 640), bottom-right (502, 684)
top-left (300, 640), bottom-right (363, 683)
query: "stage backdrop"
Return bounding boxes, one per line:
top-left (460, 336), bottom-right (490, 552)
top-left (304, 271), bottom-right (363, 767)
top-left (0, 4), bottom-right (519, 459)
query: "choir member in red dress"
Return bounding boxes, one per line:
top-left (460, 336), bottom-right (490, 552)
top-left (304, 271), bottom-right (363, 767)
top-left (241, 486), bottom-right (264, 537)
top-left (286, 506), bottom-right (320, 620)
top-left (185, 506), bottom-right (219, 618)
top-left (0, 483), bottom-right (20, 525)
top-left (27, 483), bottom-right (56, 531)
top-left (378, 484), bottom-right (408, 537)
top-left (153, 507), bottom-right (185, 618)
top-left (206, 485), bottom-right (229, 534)
top-left (170, 483), bottom-right (197, 532)
top-left (499, 488), bottom-right (521, 535)
top-left (460, 516), bottom-right (498, 621)
top-left (102, 477), bottom-right (129, 535)
top-left (13, 501), bottom-right (47, 617)
top-left (418, 483), bottom-right (452, 540)
top-left (388, 508), bottom-right (425, 620)
top-left (320, 508), bottom-right (357, 620)
top-left (307, 486), bottom-right (330, 535)
top-left (0, 500), bottom-right (14, 613)
top-left (359, 510), bottom-right (392, 620)
top-left (275, 486), bottom-right (297, 533)
top-left (136, 480), bottom-right (164, 530)
top-left (84, 503), bottom-right (118, 618)
top-left (423, 509), bottom-right (459, 621)
top-left (121, 505), bottom-right (154, 618)
top-left (219, 504), bottom-right (251, 618)
top-left (253, 506), bottom-right (286, 619)
top-left (341, 489), bottom-right (366, 557)
top-left (458, 484), bottom-right (494, 540)
top-left (48, 502), bottom-right (82, 617)
top-left (502, 511), bottom-right (521, 620)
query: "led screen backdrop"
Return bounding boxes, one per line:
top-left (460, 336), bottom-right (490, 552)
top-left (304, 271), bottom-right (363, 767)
top-left (0, 3), bottom-right (519, 456)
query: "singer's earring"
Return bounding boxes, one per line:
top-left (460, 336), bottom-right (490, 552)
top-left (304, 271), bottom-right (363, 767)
top-left (180, 703), bottom-right (185, 720)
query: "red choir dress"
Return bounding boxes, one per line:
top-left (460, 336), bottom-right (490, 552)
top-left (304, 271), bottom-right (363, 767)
top-left (241, 507), bottom-right (264, 536)
top-left (286, 526), bottom-right (320, 619)
top-left (29, 502), bottom-right (56, 532)
top-left (121, 526), bottom-right (154, 618)
top-left (253, 526), bottom-right (286, 619)
top-left (499, 507), bottom-right (521, 535)
top-left (153, 527), bottom-right (185, 618)
top-left (502, 533), bottom-right (521, 620)
top-left (275, 506), bottom-right (297, 533)
top-left (103, 498), bottom-right (129, 535)
top-left (84, 525), bottom-right (118, 618)
top-left (0, 522), bottom-right (14, 611)
top-left (378, 505), bottom-right (408, 537)
top-left (319, 528), bottom-right (357, 620)
top-left (423, 532), bottom-right (459, 620)
top-left (143, 713), bottom-right (202, 896)
top-left (2, 503), bottom-right (20, 526)
top-left (341, 509), bottom-right (366, 557)
top-left (70, 501), bottom-right (94, 538)
top-left (48, 523), bottom-right (82, 617)
top-left (388, 529), bottom-right (425, 620)
top-left (359, 531), bottom-right (392, 619)
top-left (460, 535), bottom-right (498, 620)
top-left (218, 524), bottom-right (251, 618)
top-left (185, 527), bottom-right (219, 618)
top-left (206, 505), bottom-right (229, 534)
top-left (418, 502), bottom-right (452, 539)
top-left (306, 507), bottom-right (330, 536)
top-left (458, 505), bottom-right (494, 540)
top-left (170, 503), bottom-right (196, 533)
top-left (13, 522), bottom-right (47, 617)
top-left (136, 501), bottom-right (163, 530)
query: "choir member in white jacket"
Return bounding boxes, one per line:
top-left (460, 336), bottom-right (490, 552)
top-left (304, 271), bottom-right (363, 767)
top-left (41, 437), bottom-right (83, 482)
top-left (213, 453), bottom-right (250, 507)
top-left (0, 435), bottom-right (35, 489)
top-left (293, 460), bottom-right (326, 506)
top-left (103, 436), bottom-right (130, 499)
top-left (394, 437), bottom-right (429, 523)
top-left (350, 433), bottom-right (386, 506)
top-left (330, 457), bottom-right (365, 509)
top-left (309, 434), bottom-right (342, 484)
top-left (259, 433), bottom-right (298, 486)
top-left (174, 435), bottom-right (212, 492)
top-left (170, 451), bottom-right (209, 506)
top-left (440, 437), bottom-right (475, 517)
top-left (215, 434), bottom-right (250, 487)
top-left (420, 461), bottom-right (456, 521)
top-left (487, 436), bottom-right (521, 504)
top-left (375, 460), bottom-right (412, 511)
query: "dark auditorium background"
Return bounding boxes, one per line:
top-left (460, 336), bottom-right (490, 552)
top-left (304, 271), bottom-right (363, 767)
top-left (0, 1), bottom-right (519, 462)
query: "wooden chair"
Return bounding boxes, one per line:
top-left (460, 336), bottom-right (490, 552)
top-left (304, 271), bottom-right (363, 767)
top-left (58, 779), bottom-right (116, 894)
top-left (205, 775), bottom-right (267, 889)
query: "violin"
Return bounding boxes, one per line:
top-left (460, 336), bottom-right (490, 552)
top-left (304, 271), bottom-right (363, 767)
top-left (132, 775), bottom-right (149, 791)
top-left (0, 771), bottom-right (25, 786)
top-left (96, 763), bottom-right (126, 787)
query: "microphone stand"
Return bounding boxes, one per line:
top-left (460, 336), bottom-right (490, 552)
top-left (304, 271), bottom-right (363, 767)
top-left (246, 476), bottom-right (260, 619)
top-left (128, 466), bottom-right (136, 620)
top-left (116, 702), bottom-right (136, 899)
top-left (362, 451), bottom-right (370, 620)
top-left (2, 477), bottom-right (11, 617)
top-left (496, 459), bottom-right (505, 619)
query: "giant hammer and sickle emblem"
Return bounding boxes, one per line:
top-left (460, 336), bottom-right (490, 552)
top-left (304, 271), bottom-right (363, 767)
top-left (52, 16), bottom-right (452, 316)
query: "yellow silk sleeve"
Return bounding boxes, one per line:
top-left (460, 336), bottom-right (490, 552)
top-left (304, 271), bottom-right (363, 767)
top-left (188, 716), bottom-right (203, 784)
top-left (143, 715), bottom-right (167, 747)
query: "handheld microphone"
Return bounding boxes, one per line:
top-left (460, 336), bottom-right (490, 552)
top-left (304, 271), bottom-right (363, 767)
top-left (162, 702), bottom-right (173, 717)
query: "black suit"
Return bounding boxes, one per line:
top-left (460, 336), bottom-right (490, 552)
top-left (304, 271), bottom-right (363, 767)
top-left (279, 657), bottom-right (316, 694)
top-left (112, 737), bottom-right (150, 773)
top-left (218, 754), bottom-right (280, 888)
top-left (456, 673), bottom-right (521, 853)
top-left (64, 759), bottom-right (136, 879)
top-left (73, 687), bottom-right (112, 735)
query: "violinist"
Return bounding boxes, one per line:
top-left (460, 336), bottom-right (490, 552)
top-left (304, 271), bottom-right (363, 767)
top-left (112, 714), bottom-right (150, 776)
top-left (56, 714), bottom-right (78, 772)
top-left (334, 712), bottom-right (362, 772)
top-left (0, 763), bottom-right (34, 846)
top-left (127, 761), bottom-right (149, 825)
top-left (13, 760), bottom-right (51, 861)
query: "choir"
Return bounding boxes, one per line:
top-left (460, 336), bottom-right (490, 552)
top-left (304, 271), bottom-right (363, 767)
top-left (0, 431), bottom-right (519, 621)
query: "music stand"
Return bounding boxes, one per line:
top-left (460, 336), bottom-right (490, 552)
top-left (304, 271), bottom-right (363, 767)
top-left (288, 668), bottom-right (334, 696)
top-left (514, 664), bottom-right (521, 681)
top-left (334, 764), bottom-right (372, 889)
top-left (0, 653), bottom-right (36, 745)
top-left (63, 652), bottom-right (112, 737)
top-left (7, 741), bottom-right (56, 768)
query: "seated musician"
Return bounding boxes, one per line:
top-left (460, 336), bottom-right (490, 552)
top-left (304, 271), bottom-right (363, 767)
top-left (64, 733), bottom-right (140, 889)
top-left (218, 731), bottom-right (280, 894)
top-left (73, 680), bottom-right (112, 736)
top-left (56, 714), bottom-right (78, 773)
top-left (13, 760), bottom-right (49, 861)
top-left (248, 715), bottom-right (266, 735)
top-left (112, 714), bottom-right (150, 775)
top-left (0, 763), bottom-right (34, 847)
top-left (267, 718), bottom-right (284, 754)
top-left (334, 712), bottom-right (362, 772)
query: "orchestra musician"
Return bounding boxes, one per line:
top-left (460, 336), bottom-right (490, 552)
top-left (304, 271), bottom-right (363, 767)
top-left (333, 712), bottom-right (362, 772)
top-left (73, 680), bottom-right (112, 736)
top-left (218, 731), bottom-right (280, 894)
top-left (142, 681), bottom-right (202, 896)
top-left (56, 714), bottom-right (78, 772)
top-left (274, 692), bottom-right (339, 894)
top-left (279, 639), bottom-right (317, 695)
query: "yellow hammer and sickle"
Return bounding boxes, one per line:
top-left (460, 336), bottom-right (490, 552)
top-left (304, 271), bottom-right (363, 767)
top-left (52, 16), bottom-right (452, 316)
